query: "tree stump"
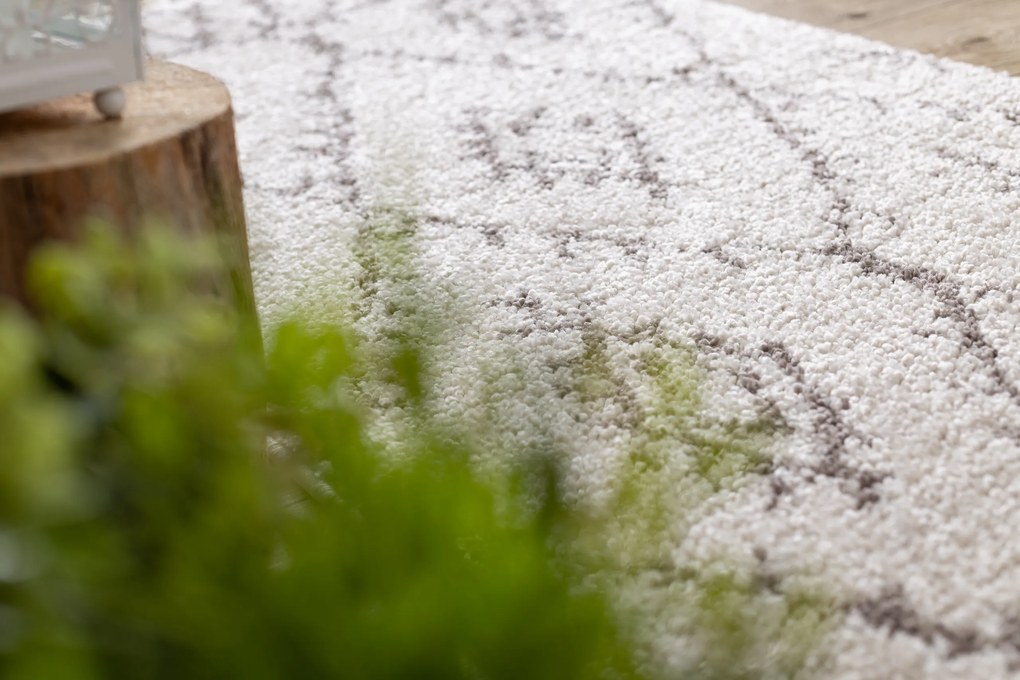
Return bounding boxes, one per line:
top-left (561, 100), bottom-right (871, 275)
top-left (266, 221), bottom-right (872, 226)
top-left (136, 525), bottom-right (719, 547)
top-left (0, 60), bottom-right (255, 314)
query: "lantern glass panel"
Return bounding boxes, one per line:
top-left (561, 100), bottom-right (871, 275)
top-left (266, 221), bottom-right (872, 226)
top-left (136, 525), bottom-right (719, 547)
top-left (1, 1), bottom-right (116, 63)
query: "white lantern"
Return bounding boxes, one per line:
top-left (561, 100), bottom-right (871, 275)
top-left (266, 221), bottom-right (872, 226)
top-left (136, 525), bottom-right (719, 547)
top-left (0, 0), bottom-right (143, 118)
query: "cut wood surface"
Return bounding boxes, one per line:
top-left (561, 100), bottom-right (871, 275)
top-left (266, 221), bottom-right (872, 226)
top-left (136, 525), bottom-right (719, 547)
top-left (719, 0), bottom-right (1020, 76)
top-left (0, 60), bottom-right (254, 312)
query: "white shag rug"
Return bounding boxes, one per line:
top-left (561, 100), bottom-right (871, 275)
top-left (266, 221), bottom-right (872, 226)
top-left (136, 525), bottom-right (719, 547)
top-left (145, 1), bottom-right (1020, 677)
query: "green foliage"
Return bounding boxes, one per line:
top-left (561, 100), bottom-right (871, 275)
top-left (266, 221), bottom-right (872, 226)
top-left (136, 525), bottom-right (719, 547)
top-left (0, 225), bottom-right (642, 680)
top-left (0, 221), bottom-right (837, 680)
top-left (670, 569), bottom-right (832, 680)
top-left (630, 342), bottom-right (775, 491)
top-left (350, 207), bottom-right (436, 409)
top-left (566, 325), bottom-right (832, 679)
top-left (348, 207), bottom-right (838, 679)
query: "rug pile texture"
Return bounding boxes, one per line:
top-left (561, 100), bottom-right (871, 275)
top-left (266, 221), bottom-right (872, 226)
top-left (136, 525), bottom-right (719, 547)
top-left (145, 1), bottom-right (1020, 676)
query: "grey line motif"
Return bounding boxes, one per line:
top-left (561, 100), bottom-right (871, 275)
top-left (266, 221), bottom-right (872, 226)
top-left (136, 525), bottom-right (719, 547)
top-left (145, 1), bottom-right (1020, 673)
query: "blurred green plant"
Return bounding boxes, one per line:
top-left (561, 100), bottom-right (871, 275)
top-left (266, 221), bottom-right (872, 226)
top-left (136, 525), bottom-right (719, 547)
top-left (0, 220), bottom-right (836, 680)
top-left (345, 208), bottom-right (836, 680)
top-left (0, 225), bottom-right (642, 680)
top-left (565, 331), bottom-right (833, 680)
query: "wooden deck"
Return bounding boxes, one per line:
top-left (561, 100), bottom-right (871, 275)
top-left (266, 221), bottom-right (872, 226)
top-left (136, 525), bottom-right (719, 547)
top-left (718, 0), bottom-right (1020, 76)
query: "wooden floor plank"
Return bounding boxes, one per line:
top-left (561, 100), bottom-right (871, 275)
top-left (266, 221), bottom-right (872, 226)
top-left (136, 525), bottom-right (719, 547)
top-left (718, 0), bottom-right (1020, 75)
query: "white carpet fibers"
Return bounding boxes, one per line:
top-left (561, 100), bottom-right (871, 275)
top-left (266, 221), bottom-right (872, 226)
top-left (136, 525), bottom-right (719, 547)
top-left (145, 0), bottom-right (1020, 676)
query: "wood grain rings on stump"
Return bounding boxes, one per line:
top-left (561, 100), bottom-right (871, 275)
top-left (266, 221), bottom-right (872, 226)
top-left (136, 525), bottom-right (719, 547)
top-left (0, 60), bottom-right (255, 314)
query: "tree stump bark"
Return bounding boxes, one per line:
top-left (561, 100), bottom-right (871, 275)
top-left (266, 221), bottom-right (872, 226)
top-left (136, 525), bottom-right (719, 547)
top-left (0, 60), bottom-right (255, 315)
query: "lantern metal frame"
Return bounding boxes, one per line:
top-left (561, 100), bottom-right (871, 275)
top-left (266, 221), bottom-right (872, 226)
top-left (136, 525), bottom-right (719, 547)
top-left (0, 1), bottom-right (144, 117)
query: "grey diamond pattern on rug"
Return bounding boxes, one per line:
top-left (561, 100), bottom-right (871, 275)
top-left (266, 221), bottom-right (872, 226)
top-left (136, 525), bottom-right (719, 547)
top-left (145, 1), bottom-right (1020, 676)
